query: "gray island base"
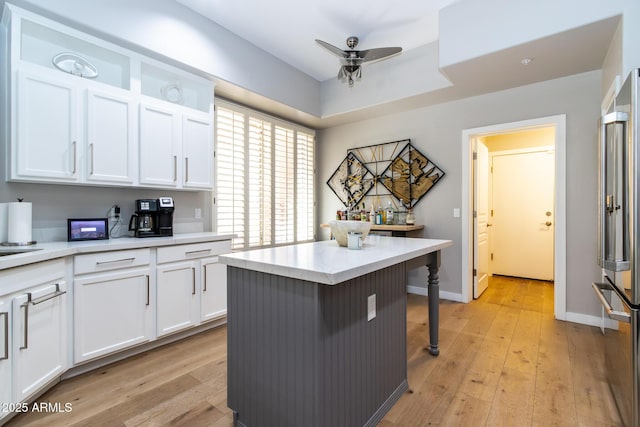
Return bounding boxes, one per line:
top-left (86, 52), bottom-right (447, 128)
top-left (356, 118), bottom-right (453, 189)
top-left (219, 235), bottom-right (452, 427)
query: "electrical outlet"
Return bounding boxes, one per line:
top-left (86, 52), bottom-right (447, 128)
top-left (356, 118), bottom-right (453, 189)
top-left (195, 208), bottom-right (202, 219)
top-left (367, 294), bottom-right (376, 321)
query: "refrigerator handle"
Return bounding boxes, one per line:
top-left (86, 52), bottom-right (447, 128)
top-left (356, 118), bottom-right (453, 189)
top-left (592, 282), bottom-right (631, 323)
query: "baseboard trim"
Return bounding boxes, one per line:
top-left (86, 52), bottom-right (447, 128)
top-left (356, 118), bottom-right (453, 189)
top-left (565, 311), bottom-right (616, 329)
top-left (406, 285), bottom-right (464, 302)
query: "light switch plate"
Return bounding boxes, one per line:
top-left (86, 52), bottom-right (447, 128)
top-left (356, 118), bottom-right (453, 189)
top-left (367, 294), bottom-right (376, 321)
top-left (453, 208), bottom-right (461, 218)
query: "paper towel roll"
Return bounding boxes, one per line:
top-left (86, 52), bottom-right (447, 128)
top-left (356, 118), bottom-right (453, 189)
top-left (0, 203), bottom-right (7, 243)
top-left (8, 201), bottom-right (32, 244)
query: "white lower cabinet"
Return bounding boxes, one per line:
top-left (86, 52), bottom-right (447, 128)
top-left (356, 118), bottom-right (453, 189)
top-left (73, 250), bottom-right (153, 363)
top-left (0, 259), bottom-right (68, 417)
top-left (12, 281), bottom-right (67, 402)
top-left (200, 256), bottom-right (227, 322)
top-left (156, 261), bottom-right (199, 337)
top-left (0, 298), bottom-right (11, 423)
top-left (156, 241), bottom-right (231, 337)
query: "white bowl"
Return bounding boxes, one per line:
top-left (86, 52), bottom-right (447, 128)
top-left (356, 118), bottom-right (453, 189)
top-left (329, 220), bottom-right (372, 247)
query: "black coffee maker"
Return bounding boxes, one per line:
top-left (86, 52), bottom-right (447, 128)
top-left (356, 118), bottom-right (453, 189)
top-left (129, 197), bottom-right (174, 237)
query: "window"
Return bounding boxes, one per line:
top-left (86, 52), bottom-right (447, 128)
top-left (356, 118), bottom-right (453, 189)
top-left (215, 99), bottom-right (315, 250)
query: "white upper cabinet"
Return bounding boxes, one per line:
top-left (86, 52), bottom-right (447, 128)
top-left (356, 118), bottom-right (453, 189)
top-left (86, 89), bottom-right (135, 184)
top-left (2, 4), bottom-right (214, 190)
top-left (182, 113), bottom-right (213, 189)
top-left (14, 70), bottom-right (78, 181)
top-left (139, 62), bottom-right (214, 190)
top-left (139, 102), bottom-right (180, 187)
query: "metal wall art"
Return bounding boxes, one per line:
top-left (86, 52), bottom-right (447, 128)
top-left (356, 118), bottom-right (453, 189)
top-left (327, 139), bottom-right (445, 209)
top-left (326, 152), bottom-right (375, 208)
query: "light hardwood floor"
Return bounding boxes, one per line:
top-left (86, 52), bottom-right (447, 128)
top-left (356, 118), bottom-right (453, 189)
top-left (6, 276), bottom-right (623, 426)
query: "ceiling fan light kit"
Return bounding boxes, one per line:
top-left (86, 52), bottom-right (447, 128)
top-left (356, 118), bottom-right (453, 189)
top-left (315, 36), bottom-right (402, 87)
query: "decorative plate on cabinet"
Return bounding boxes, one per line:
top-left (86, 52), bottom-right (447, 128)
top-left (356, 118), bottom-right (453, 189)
top-left (52, 52), bottom-right (99, 78)
top-left (161, 83), bottom-right (183, 104)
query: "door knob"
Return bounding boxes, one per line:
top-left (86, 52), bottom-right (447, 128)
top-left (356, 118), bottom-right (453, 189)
top-left (545, 221), bottom-right (552, 226)
top-left (487, 223), bottom-right (492, 227)
top-left (545, 211), bottom-right (552, 217)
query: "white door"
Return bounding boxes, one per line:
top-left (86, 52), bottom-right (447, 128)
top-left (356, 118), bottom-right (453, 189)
top-left (86, 89), bottom-right (135, 184)
top-left (0, 298), bottom-right (11, 420)
top-left (16, 71), bottom-right (78, 181)
top-left (200, 257), bottom-right (227, 322)
top-left (182, 113), bottom-right (213, 189)
top-left (73, 268), bottom-right (152, 363)
top-left (491, 149), bottom-right (554, 280)
top-left (474, 140), bottom-right (490, 298)
top-left (12, 282), bottom-right (67, 402)
top-left (139, 103), bottom-right (179, 187)
top-left (156, 261), bottom-right (199, 337)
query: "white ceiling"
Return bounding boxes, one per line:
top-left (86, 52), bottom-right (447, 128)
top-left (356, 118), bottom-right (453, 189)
top-left (175, 0), bottom-right (458, 82)
top-left (173, 0), bottom-right (619, 128)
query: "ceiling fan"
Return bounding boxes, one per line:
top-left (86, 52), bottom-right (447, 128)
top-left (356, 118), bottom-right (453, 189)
top-left (315, 36), bottom-right (402, 87)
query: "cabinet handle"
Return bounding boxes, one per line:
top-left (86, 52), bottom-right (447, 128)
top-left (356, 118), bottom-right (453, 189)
top-left (96, 257), bottom-right (136, 265)
top-left (18, 283), bottom-right (66, 351)
top-left (185, 249), bottom-right (211, 256)
top-left (28, 284), bottom-right (66, 306)
top-left (173, 156), bottom-right (177, 182)
top-left (192, 267), bottom-right (196, 295)
top-left (89, 143), bottom-right (94, 175)
top-left (71, 140), bottom-right (77, 174)
top-left (203, 265), bottom-right (207, 292)
top-left (20, 300), bottom-right (28, 350)
top-left (0, 312), bottom-right (8, 360)
top-left (146, 275), bottom-right (150, 306)
top-left (185, 157), bottom-right (189, 183)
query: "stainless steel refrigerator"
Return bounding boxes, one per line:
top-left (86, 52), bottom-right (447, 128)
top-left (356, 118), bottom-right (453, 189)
top-left (593, 68), bottom-right (640, 427)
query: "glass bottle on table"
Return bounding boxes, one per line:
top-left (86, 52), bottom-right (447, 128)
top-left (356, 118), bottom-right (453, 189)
top-left (386, 201), bottom-right (394, 225)
top-left (406, 208), bottom-right (415, 225)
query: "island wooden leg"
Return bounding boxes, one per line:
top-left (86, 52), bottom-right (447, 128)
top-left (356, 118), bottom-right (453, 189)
top-left (426, 250), bottom-right (441, 356)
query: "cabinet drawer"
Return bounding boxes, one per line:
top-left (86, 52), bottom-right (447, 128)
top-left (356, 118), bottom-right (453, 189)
top-left (156, 240), bottom-right (231, 264)
top-left (74, 249), bottom-right (151, 275)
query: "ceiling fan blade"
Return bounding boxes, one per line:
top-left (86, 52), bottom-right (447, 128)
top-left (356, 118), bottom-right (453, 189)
top-left (359, 47), bottom-right (402, 63)
top-left (315, 39), bottom-right (348, 58)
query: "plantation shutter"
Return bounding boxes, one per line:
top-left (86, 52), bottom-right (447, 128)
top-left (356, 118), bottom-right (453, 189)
top-left (215, 100), bottom-right (315, 250)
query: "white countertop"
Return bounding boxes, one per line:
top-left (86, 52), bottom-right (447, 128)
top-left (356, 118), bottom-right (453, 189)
top-left (0, 232), bottom-right (235, 271)
top-left (219, 235), bottom-right (453, 285)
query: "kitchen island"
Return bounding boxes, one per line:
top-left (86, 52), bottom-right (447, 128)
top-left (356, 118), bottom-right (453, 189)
top-left (219, 235), bottom-right (452, 427)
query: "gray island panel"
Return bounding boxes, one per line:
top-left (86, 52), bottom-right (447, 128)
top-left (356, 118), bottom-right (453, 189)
top-left (227, 262), bottom-right (407, 427)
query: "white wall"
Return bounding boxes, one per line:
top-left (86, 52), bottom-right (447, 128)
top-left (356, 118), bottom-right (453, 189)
top-left (318, 70), bottom-right (603, 318)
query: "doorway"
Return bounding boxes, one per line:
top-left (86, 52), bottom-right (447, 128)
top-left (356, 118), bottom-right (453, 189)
top-left (461, 115), bottom-right (567, 321)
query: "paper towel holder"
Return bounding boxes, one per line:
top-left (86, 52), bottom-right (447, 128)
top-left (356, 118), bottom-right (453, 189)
top-left (1, 198), bottom-right (36, 246)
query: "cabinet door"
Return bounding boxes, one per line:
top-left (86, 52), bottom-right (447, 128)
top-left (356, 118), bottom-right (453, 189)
top-left (86, 89), bottom-right (135, 184)
top-left (0, 299), bottom-right (10, 417)
top-left (15, 70), bottom-right (78, 181)
top-left (12, 281), bottom-right (67, 402)
top-left (156, 261), bottom-right (199, 337)
top-left (201, 257), bottom-right (227, 322)
top-left (139, 103), bottom-right (179, 187)
top-left (74, 268), bottom-right (152, 363)
top-left (182, 113), bottom-right (212, 189)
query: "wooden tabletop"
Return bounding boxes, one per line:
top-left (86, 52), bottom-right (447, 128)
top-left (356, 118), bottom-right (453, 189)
top-left (320, 223), bottom-right (423, 232)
